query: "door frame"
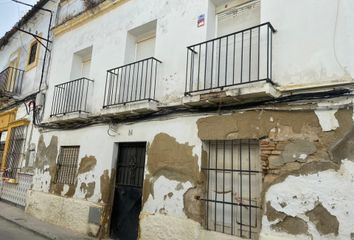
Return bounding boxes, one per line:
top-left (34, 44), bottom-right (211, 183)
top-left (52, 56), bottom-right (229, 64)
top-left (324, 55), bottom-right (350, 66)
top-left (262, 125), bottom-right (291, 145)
top-left (108, 141), bottom-right (147, 239)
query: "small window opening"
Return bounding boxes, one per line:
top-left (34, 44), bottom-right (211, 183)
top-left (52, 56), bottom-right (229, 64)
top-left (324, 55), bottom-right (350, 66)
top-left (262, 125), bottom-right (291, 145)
top-left (55, 146), bottom-right (80, 185)
top-left (28, 41), bottom-right (38, 65)
top-left (3, 126), bottom-right (26, 179)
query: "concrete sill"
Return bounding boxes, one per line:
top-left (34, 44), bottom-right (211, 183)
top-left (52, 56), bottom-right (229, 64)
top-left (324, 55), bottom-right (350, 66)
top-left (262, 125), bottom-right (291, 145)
top-left (1, 178), bottom-right (18, 184)
top-left (100, 101), bottom-right (158, 118)
top-left (46, 112), bottom-right (89, 123)
top-left (183, 81), bottom-right (280, 107)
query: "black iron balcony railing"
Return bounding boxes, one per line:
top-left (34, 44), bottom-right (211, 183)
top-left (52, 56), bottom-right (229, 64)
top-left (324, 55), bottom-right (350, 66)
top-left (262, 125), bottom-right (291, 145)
top-left (0, 67), bottom-right (24, 96)
top-left (50, 77), bottom-right (93, 117)
top-left (185, 22), bottom-right (276, 95)
top-left (103, 57), bottom-right (161, 108)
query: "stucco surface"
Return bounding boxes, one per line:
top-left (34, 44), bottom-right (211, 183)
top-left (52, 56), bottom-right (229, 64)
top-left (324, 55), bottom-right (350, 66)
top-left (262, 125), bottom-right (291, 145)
top-left (26, 190), bottom-right (102, 236)
top-left (261, 160), bottom-right (354, 239)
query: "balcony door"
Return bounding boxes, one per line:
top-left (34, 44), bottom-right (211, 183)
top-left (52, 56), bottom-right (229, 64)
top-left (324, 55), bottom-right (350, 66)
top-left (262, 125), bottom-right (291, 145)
top-left (214, 0), bottom-right (261, 85)
top-left (135, 35), bottom-right (156, 61)
top-left (217, 0), bottom-right (260, 37)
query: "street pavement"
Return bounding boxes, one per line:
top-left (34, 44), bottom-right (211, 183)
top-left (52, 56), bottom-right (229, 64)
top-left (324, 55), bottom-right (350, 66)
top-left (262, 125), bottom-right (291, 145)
top-left (0, 201), bottom-right (94, 240)
top-left (0, 217), bottom-right (48, 240)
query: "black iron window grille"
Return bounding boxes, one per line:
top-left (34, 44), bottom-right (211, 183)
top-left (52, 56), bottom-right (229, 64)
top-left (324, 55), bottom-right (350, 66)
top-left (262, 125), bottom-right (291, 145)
top-left (50, 77), bottom-right (93, 116)
top-left (103, 57), bottom-right (161, 108)
top-left (55, 146), bottom-right (80, 185)
top-left (202, 140), bottom-right (261, 239)
top-left (3, 126), bottom-right (27, 179)
top-left (0, 67), bottom-right (24, 96)
top-left (185, 22), bottom-right (276, 95)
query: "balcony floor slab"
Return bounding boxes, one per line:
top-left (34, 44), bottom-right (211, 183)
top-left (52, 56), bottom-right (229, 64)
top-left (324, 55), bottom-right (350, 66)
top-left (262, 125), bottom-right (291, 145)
top-left (183, 81), bottom-right (280, 107)
top-left (46, 112), bottom-right (89, 124)
top-left (100, 101), bottom-right (158, 118)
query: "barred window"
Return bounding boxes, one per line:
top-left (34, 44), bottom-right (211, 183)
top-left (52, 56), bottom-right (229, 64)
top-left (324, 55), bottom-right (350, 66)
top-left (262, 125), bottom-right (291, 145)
top-left (55, 146), bottom-right (80, 185)
top-left (202, 140), bottom-right (261, 239)
top-left (4, 126), bottom-right (26, 179)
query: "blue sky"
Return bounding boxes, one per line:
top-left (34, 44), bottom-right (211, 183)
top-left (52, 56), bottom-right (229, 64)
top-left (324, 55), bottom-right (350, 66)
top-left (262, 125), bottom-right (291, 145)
top-left (0, 0), bottom-right (37, 37)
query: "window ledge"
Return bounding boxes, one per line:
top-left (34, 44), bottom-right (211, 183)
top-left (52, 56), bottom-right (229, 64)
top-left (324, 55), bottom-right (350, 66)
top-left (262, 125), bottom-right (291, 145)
top-left (1, 177), bottom-right (18, 184)
top-left (25, 62), bottom-right (37, 72)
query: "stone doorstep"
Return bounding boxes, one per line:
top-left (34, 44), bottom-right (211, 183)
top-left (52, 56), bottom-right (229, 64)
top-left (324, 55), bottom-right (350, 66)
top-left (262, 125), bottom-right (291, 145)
top-left (0, 201), bottom-right (94, 240)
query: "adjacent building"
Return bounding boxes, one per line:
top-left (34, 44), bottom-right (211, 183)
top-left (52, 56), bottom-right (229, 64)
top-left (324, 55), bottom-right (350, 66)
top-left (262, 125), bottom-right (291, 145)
top-left (1, 0), bottom-right (354, 239)
top-left (0, 0), bottom-right (55, 207)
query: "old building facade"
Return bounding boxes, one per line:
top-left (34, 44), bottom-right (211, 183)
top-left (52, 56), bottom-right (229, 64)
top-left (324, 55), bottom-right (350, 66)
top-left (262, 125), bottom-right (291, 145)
top-left (1, 0), bottom-right (354, 239)
top-left (0, 0), bottom-right (56, 207)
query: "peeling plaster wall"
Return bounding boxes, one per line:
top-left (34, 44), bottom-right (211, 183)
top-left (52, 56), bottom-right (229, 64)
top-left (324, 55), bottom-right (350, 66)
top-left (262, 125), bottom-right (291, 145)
top-left (261, 160), bottom-right (354, 240)
top-left (29, 116), bottom-right (204, 237)
top-left (26, 190), bottom-right (102, 236)
top-left (29, 105), bottom-right (354, 238)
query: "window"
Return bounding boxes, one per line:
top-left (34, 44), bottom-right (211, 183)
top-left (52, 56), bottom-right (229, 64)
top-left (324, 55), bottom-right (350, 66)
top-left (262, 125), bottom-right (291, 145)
top-left (55, 146), bottom-right (80, 185)
top-left (202, 140), bottom-right (261, 238)
top-left (26, 37), bottom-right (40, 71)
top-left (0, 131), bottom-right (7, 169)
top-left (3, 126), bottom-right (26, 179)
top-left (28, 42), bottom-right (38, 65)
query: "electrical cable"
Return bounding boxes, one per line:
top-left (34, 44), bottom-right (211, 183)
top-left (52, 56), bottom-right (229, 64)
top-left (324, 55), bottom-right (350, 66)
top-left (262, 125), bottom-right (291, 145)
top-left (27, 87), bottom-right (353, 131)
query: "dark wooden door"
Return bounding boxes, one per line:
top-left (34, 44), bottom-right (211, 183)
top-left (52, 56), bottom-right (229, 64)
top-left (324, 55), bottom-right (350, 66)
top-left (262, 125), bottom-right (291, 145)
top-left (110, 142), bottom-right (146, 240)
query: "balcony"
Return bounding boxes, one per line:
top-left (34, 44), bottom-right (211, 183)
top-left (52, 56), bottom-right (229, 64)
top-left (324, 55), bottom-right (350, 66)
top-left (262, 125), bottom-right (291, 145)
top-left (184, 22), bottom-right (279, 106)
top-left (0, 67), bottom-right (24, 98)
top-left (49, 78), bottom-right (93, 122)
top-left (102, 57), bottom-right (161, 116)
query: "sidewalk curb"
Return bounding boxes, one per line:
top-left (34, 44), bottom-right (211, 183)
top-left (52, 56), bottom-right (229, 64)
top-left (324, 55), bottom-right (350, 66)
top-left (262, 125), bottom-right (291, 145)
top-left (0, 214), bottom-right (53, 239)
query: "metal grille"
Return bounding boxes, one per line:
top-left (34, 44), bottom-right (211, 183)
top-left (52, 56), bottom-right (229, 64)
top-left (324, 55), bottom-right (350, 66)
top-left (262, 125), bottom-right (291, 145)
top-left (50, 78), bottom-right (94, 116)
top-left (103, 57), bottom-right (161, 108)
top-left (202, 140), bottom-right (261, 239)
top-left (0, 142), bottom-right (4, 168)
top-left (116, 143), bottom-right (146, 188)
top-left (0, 67), bottom-right (24, 96)
top-left (185, 23), bottom-right (275, 95)
top-left (3, 126), bottom-right (26, 179)
top-left (55, 146), bottom-right (80, 185)
top-left (0, 172), bottom-right (33, 207)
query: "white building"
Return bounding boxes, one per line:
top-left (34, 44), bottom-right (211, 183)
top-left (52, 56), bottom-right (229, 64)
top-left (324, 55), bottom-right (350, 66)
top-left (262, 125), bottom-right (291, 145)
top-left (0, 0), bottom-right (56, 208)
top-left (2, 0), bottom-right (354, 239)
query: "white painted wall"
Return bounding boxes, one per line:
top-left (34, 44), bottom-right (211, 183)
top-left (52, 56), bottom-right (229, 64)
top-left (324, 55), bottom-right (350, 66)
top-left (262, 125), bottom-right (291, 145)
top-left (0, 0), bottom-right (58, 96)
top-left (45, 0), bottom-right (354, 119)
top-left (44, 0), bottom-right (211, 119)
top-left (261, 0), bottom-right (354, 86)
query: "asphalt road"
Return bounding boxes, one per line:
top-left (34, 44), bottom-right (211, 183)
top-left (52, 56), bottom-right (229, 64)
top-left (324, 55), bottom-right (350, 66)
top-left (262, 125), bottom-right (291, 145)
top-left (0, 217), bottom-right (48, 240)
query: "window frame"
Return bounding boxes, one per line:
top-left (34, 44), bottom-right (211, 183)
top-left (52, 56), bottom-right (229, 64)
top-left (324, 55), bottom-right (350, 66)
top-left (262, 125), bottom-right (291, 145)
top-left (55, 145), bottom-right (80, 185)
top-left (0, 116), bottom-right (29, 182)
top-left (25, 35), bottom-right (41, 71)
top-left (201, 139), bottom-right (262, 238)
